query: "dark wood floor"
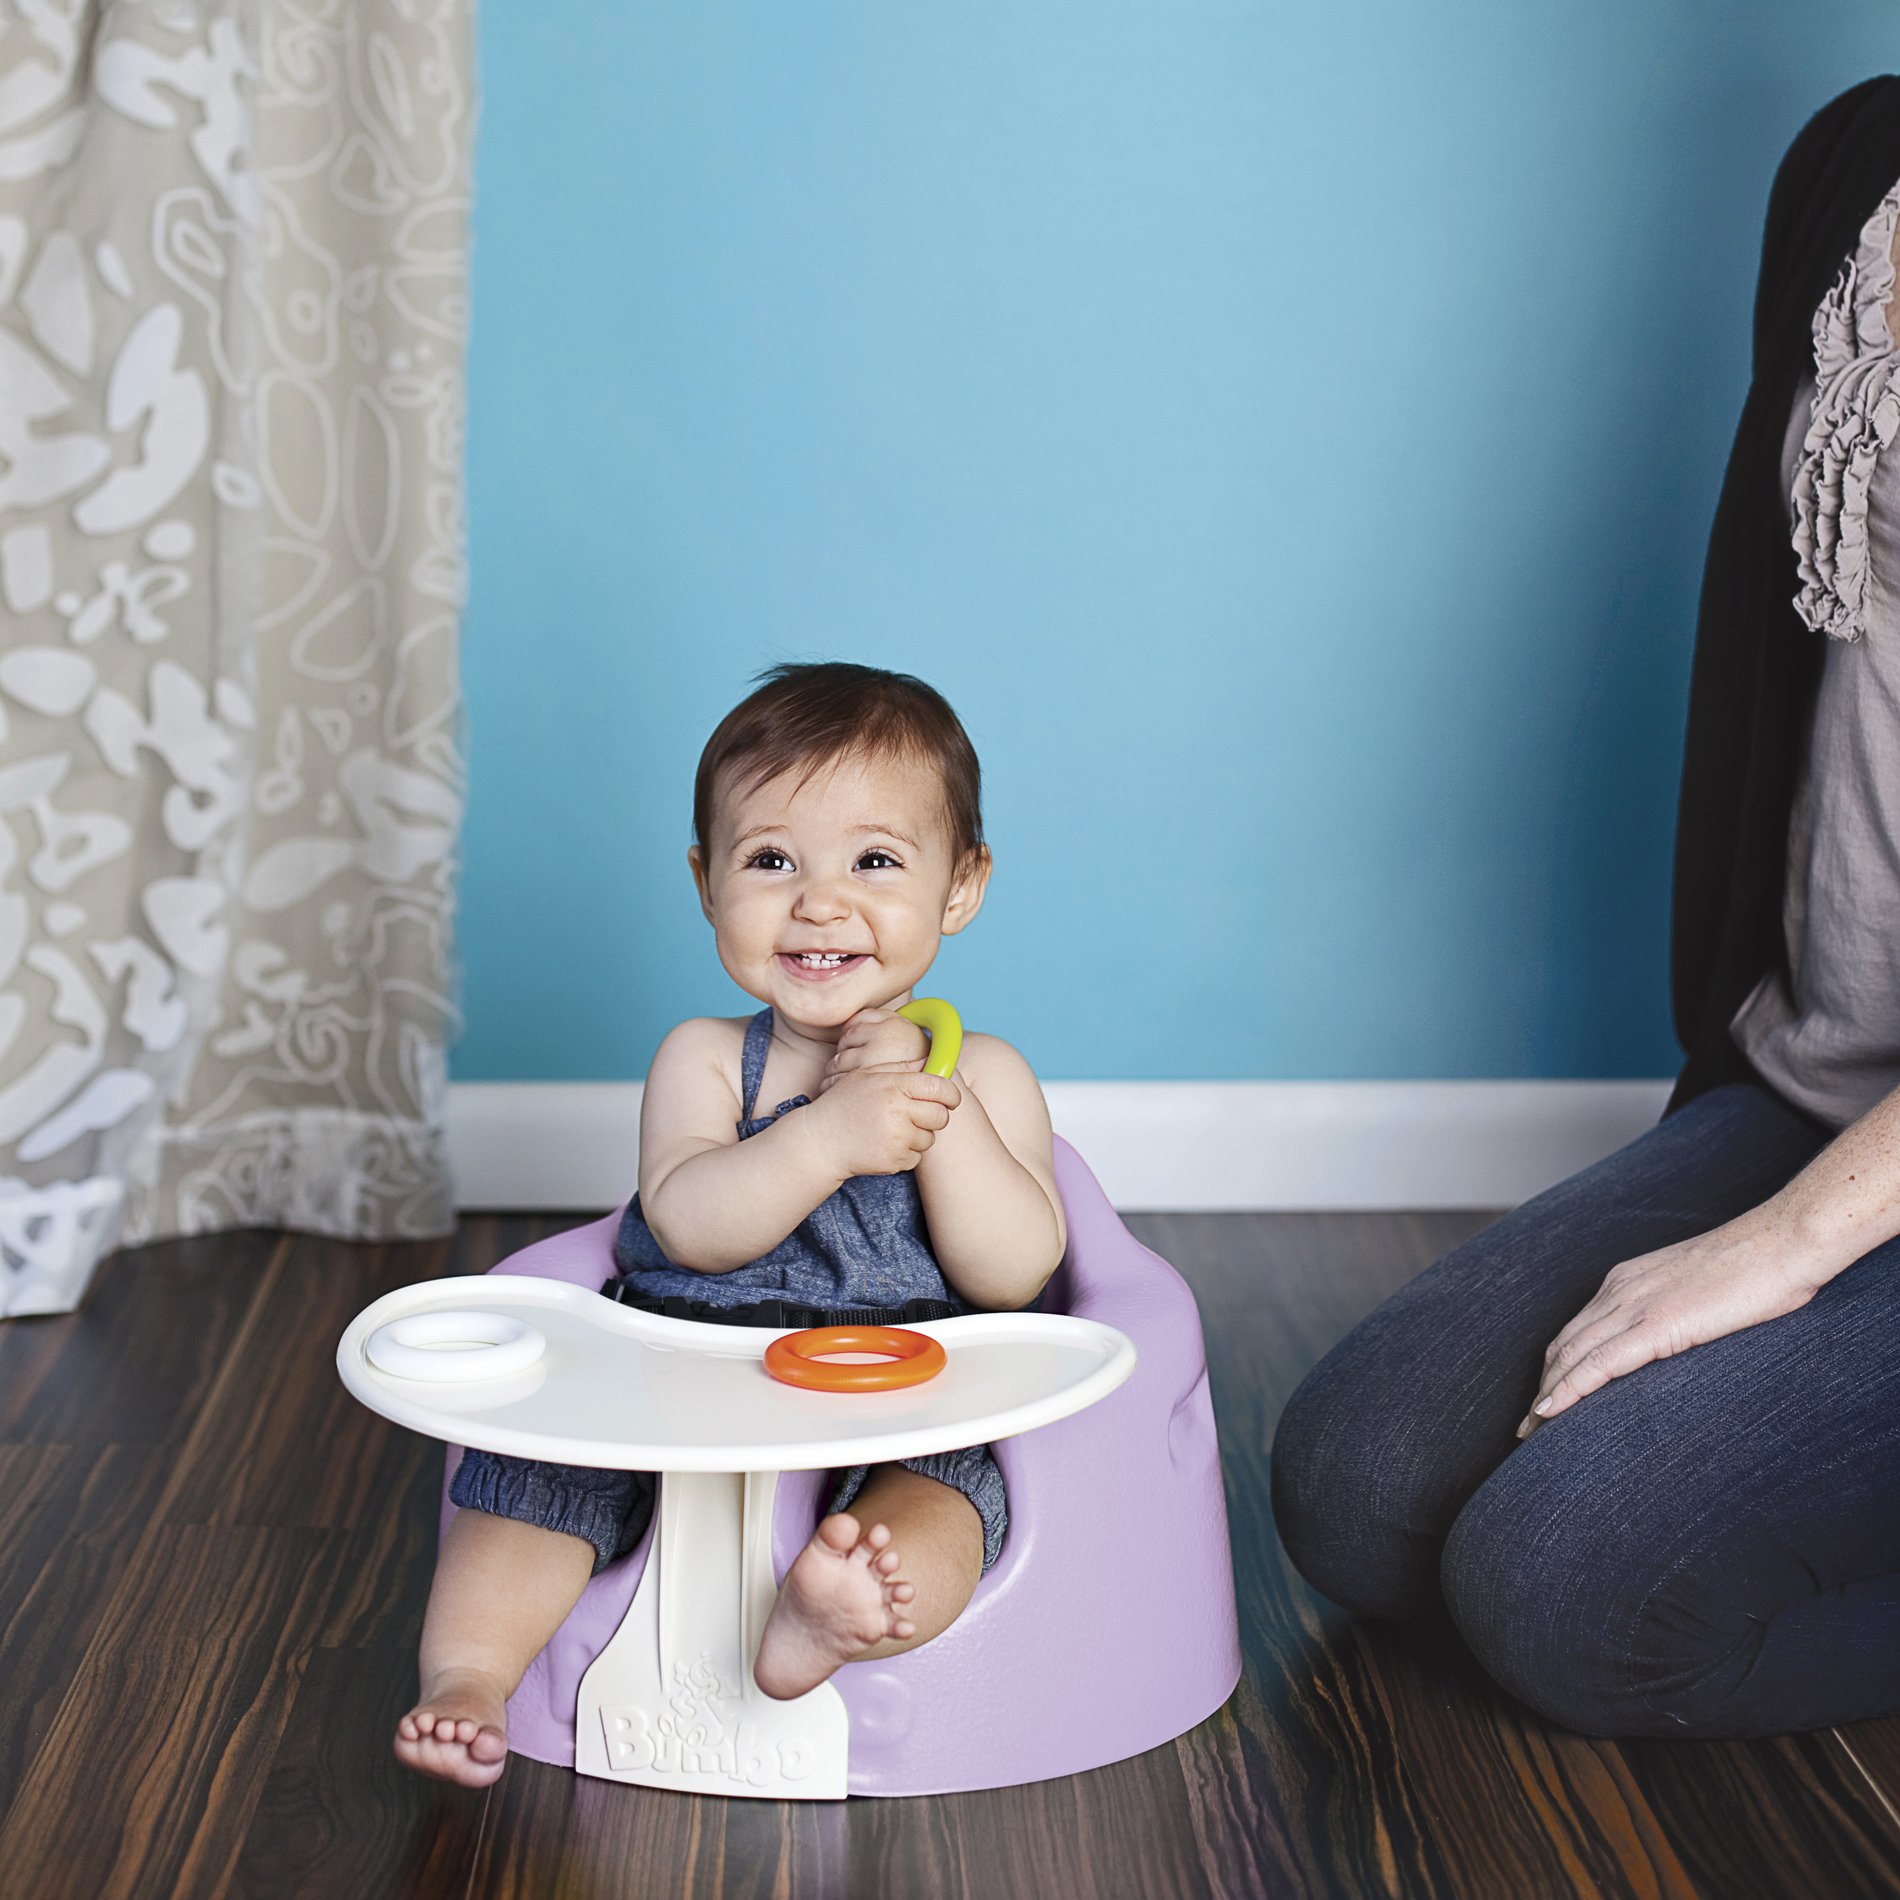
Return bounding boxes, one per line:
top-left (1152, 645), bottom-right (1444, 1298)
top-left (1, 1210), bottom-right (1896, 1899)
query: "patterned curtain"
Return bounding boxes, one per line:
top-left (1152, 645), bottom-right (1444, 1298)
top-left (0, 1), bottom-right (473, 1315)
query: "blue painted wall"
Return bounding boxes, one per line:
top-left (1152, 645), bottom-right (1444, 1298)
top-left (452, 4), bottom-right (1896, 1083)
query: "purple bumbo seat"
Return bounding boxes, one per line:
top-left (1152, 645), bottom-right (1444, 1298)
top-left (439, 1135), bottom-right (1241, 1796)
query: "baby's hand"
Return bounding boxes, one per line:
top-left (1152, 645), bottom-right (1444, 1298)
top-left (817, 1008), bottom-right (931, 1094)
top-left (805, 1068), bottom-right (962, 1179)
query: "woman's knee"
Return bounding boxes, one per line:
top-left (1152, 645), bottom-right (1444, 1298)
top-left (1440, 1433), bottom-right (1766, 1739)
top-left (1272, 1210), bottom-right (1570, 1621)
top-left (1271, 1344), bottom-right (1447, 1621)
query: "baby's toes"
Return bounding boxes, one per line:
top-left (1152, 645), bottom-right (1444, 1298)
top-left (815, 1513), bottom-right (860, 1557)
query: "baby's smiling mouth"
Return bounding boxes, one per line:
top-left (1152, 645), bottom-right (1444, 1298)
top-left (778, 950), bottom-right (870, 977)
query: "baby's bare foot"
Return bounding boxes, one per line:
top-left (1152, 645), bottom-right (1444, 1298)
top-left (753, 1512), bottom-right (916, 1701)
top-left (395, 1665), bottom-right (510, 1787)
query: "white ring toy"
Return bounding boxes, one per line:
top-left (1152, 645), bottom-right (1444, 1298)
top-left (366, 1308), bottom-right (547, 1383)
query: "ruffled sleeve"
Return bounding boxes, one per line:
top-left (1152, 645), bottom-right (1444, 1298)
top-left (1791, 180), bottom-right (1900, 642)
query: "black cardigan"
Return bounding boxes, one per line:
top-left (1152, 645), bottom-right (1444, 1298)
top-left (1669, 77), bottom-right (1900, 1111)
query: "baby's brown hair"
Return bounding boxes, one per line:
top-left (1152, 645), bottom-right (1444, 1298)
top-left (695, 662), bottom-right (985, 872)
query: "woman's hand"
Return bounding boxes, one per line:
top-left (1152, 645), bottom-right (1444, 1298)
top-left (1517, 1215), bottom-right (1830, 1438)
top-left (816, 1007), bottom-right (930, 1094)
top-left (1521, 1078), bottom-right (1900, 1437)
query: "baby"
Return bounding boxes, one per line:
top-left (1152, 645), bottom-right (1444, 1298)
top-left (397, 660), bottom-right (1068, 1786)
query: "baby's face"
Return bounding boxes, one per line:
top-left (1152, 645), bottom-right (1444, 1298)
top-left (689, 748), bottom-right (988, 1029)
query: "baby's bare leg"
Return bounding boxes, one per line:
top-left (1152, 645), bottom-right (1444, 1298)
top-left (753, 1465), bottom-right (985, 1701)
top-left (395, 1509), bottom-right (596, 1787)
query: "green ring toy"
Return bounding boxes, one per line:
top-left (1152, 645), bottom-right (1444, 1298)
top-left (896, 996), bottom-right (962, 1078)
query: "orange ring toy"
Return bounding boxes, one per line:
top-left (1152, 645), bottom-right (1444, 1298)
top-left (763, 1325), bottom-right (947, 1393)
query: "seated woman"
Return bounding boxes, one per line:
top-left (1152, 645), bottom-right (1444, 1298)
top-left (1271, 80), bottom-right (1900, 1739)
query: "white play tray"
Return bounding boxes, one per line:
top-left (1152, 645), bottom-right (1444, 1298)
top-left (337, 1274), bottom-right (1137, 1472)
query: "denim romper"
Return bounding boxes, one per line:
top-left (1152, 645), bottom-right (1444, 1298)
top-left (449, 1006), bottom-right (1008, 1573)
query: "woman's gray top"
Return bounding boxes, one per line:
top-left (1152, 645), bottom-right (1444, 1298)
top-left (1732, 179), bottom-right (1900, 1128)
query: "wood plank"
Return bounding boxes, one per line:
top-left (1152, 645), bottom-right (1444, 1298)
top-left (0, 1443), bottom-right (175, 1807)
top-left (1832, 1720), bottom-right (1900, 1831)
top-left (230, 1645), bottom-right (488, 1900)
top-left (0, 1308), bottom-right (67, 1435)
top-left (220, 1227), bottom-right (531, 1897)
top-left (1616, 1729), bottom-right (1900, 1898)
top-left (469, 1751), bottom-right (1216, 1900)
top-left (0, 1228), bottom-right (285, 1446)
top-left (843, 1753), bottom-right (1210, 1900)
top-left (0, 1524), bottom-right (353, 1900)
top-left (471, 1758), bottom-right (716, 1898)
top-left (0, 1219), bottom-right (502, 1898)
top-left (158, 1231), bottom-right (455, 1532)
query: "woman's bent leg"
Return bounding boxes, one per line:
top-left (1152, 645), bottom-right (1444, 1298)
top-left (1440, 1229), bottom-right (1900, 1736)
top-left (1271, 1085), bottom-right (1828, 1620)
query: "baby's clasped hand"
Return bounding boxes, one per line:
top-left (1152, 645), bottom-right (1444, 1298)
top-left (806, 1066), bottom-right (962, 1179)
top-left (818, 1006), bottom-right (932, 1087)
top-left (809, 1006), bottom-right (956, 1175)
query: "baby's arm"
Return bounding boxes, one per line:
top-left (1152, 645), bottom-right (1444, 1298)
top-left (908, 1034), bottom-right (1067, 1310)
top-left (637, 1019), bottom-right (847, 1271)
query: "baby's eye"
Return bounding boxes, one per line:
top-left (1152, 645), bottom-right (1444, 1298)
top-left (746, 848), bottom-right (791, 871)
top-left (858, 850), bottom-right (901, 870)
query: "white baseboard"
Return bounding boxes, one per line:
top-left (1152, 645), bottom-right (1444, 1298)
top-left (446, 1079), bottom-right (1674, 1213)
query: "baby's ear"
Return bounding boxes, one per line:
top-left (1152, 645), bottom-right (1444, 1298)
top-left (941, 844), bottom-right (992, 934)
top-left (686, 845), bottom-right (715, 922)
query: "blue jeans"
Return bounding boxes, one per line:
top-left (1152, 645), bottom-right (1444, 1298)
top-left (1271, 1083), bottom-right (1900, 1738)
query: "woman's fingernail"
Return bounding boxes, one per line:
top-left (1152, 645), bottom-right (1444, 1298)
top-left (1533, 1397), bottom-right (1554, 1415)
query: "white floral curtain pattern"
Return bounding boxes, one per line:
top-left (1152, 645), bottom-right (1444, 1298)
top-left (0, 0), bottom-right (473, 1315)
